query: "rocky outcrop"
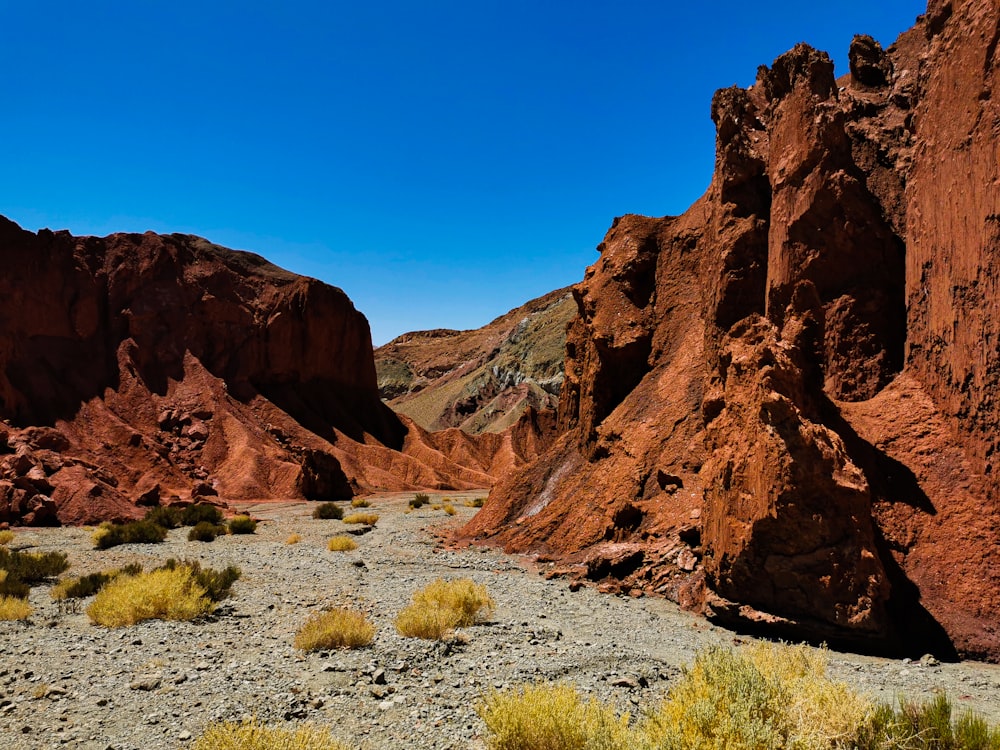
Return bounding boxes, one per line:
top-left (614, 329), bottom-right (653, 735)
top-left (461, 1), bottom-right (1000, 660)
top-left (0, 221), bottom-right (545, 524)
top-left (375, 288), bottom-right (573, 434)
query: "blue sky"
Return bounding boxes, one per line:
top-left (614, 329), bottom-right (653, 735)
top-left (2, 1), bottom-right (925, 345)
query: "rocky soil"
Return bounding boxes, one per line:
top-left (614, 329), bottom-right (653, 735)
top-left (2, 493), bottom-right (999, 750)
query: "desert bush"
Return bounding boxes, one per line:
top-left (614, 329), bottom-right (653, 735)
top-left (188, 521), bottom-right (225, 542)
top-left (181, 503), bottom-right (224, 525)
top-left (294, 608), bottom-right (375, 651)
top-left (0, 570), bottom-right (29, 599)
top-left (51, 566), bottom-right (141, 601)
top-left (86, 566), bottom-right (213, 627)
top-left (286, 533), bottom-right (302, 545)
top-left (0, 546), bottom-right (70, 582)
top-left (327, 536), bottom-right (358, 552)
top-left (350, 497), bottom-right (370, 508)
top-left (93, 519), bottom-right (168, 550)
top-left (396, 577), bottom-right (494, 639)
top-left (156, 559), bottom-right (240, 602)
top-left (0, 530), bottom-right (14, 546)
top-left (639, 642), bottom-right (870, 750)
top-left (0, 595), bottom-right (32, 621)
top-left (478, 682), bottom-right (632, 750)
top-left (443, 503), bottom-right (456, 516)
top-left (342, 512), bottom-right (378, 525)
top-left (854, 693), bottom-right (1000, 750)
top-left (409, 493), bottom-right (430, 509)
top-left (193, 718), bottom-right (349, 750)
top-left (395, 601), bottom-right (462, 640)
top-left (143, 505), bottom-right (182, 529)
top-left (464, 496), bottom-right (487, 508)
top-left (311, 502), bottom-right (343, 520)
top-left (228, 515), bottom-right (257, 534)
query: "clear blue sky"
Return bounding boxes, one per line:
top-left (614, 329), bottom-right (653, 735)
top-left (2, 1), bottom-right (925, 345)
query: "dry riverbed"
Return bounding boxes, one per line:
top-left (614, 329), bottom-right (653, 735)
top-left (1, 491), bottom-right (998, 749)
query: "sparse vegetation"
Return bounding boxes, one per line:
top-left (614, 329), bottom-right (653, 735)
top-left (396, 577), bottom-right (494, 640)
top-left (0, 546), bottom-right (70, 582)
top-left (409, 493), bottom-right (430, 509)
top-left (51, 565), bottom-right (142, 600)
top-left (93, 519), bottom-right (168, 549)
top-left (286, 533), bottom-right (302, 545)
top-left (143, 505), bottom-right (182, 529)
top-left (228, 515), bottom-right (257, 534)
top-left (478, 682), bottom-right (632, 750)
top-left (0, 570), bottom-right (29, 599)
top-left (443, 503), bottom-right (456, 515)
top-left (86, 565), bottom-right (213, 627)
top-left (327, 536), bottom-right (358, 552)
top-left (188, 521), bottom-right (225, 542)
top-left (294, 608), bottom-right (375, 651)
top-left (854, 694), bottom-right (1000, 750)
top-left (0, 595), bottom-right (32, 621)
top-left (182, 503), bottom-right (224, 526)
top-left (0, 530), bottom-right (14, 545)
top-left (342, 512), bottom-right (378, 525)
top-left (193, 718), bottom-right (350, 750)
top-left (157, 559), bottom-right (240, 602)
top-left (464, 497), bottom-right (487, 508)
top-left (311, 502), bottom-right (344, 520)
top-left (350, 498), bottom-right (371, 508)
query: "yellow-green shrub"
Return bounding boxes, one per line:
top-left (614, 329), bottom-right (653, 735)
top-left (0, 530), bottom-right (14, 546)
top-left (342, 512), bottom-right (377, 525)
top-left (478, 682), bottom-right (632, 750)
top-left (395, 601), bottom-right (462, 640)
top-left (464, 497), bottom-right (487, 508)
top-left (854, 693), bottom-right (1000, 750)
top-left (395, 577), bottom-right (494, 639)
top-left (228, 515), bottom-right (257, 534)
top-left (0, 595), bottom-right (32, 621)
top-left (327, 535), bottom-right (358, 552)
top-left (294, 608), bottom-right (375, 651)
top-left (286, 533), bottom-right (302, 545)
top-left (350, 497), bottom-right (370, 508)
top-left (443, 503), bottom-right (456, 515)
top-left (193, 718), bottom-right (349, 750)
top-left (86, 566), bottom-right (213, 627)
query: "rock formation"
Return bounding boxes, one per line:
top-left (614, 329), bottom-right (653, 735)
top-left (375, 288), bottom-right (573, 434)
top-left (0, 220), bottom-right (545, 525)
top-left (461, 0), bottom-right (1000, 661)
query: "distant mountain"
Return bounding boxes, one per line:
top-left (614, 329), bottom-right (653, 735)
top-left (375, 288), bottom-right (574, 434)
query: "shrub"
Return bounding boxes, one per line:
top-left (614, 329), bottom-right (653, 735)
top-left (93, 519), bottom-right (167, 550)
top-left (188, 521), bottom-right (225, 542)
top-left (0, 530), bottom-right (14, 546)
top-left (286, 533), bottom-right (302, 545)
top-left (0, 595), bottom-right (32, 621)
top-left (143, 505), bottom-right (182, 529)
top-left (465, 496), bottom-right (487, 508)
top-left (294, 608), bottom-right (375, 651)
top-left (156, 559), bottom-right (240, 602)
top-left (396, 577), bottom-right (494, 639)
top-left (0, 546), bottom-right (70, 582)
top-left (639, 642), bottom-right (870, 750)
top-left (342, 512), bottom-right (378, 525)
top-left (327, 536), bottom-right (358, 552)
top-left (350, 497), bottom-right (370, 508)
top-left (395, 602), bottom-right (463, 640)
top-left (86, 566), bottom-right (213, 627)
top-left (409, 493), bottom-right (430, 509)
top-left (443, 503), bottom-right (456, 516)
top-left (854, 693), bottom-right (1000, 750)
top-left (478, 682), bottom-right (632, 750)
top-left (51, 566), bottom-right (142, 601)
top-left (228, 515), bottom-right (257, 534)
top-left (312, 502), bottom-right (343, 520)
top-left (0, 570), bottom-right (29, 599)
top-left (182, 503), bottom-right (224, 526)
top-left (193, 718), bottom-right (349, 750)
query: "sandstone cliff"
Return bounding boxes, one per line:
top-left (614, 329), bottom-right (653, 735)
top-left (461, 0), bottom-right (1000, 661)
top-left (375, 288), bottom-right (573, 434)
top-left (0, 221), bottom-right (543, 524)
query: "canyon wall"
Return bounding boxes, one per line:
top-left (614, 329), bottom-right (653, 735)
top-left (462, 0), bottom-right (1000, 660)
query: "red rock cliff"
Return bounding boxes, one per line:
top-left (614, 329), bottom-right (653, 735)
top-left (0, 221), bottom-right (537, 524)
top-left (461, 0), bottom-right (1000, 660)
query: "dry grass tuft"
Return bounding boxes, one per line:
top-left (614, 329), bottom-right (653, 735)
top-left (342, 512), bottom-right (378, 526)
top-left (464, 497), bottom-right (487, 508)
top-left (0, 595), bottom-right (32, 621)
top-left (396, 577), bottom-right (494, 640)
top-left (294, 608), bottom-right (375, 651)
top-left (327, 536), bottom-right (358, 552)
top-left (395, 601), bottom-right (462, 640)
top-left (193, 718), bottom-right (350, 750)
top-left (350, 498), bottom-right (370, 508)
top-left (86, 566), bottom-right (213, 627)
top-left (0, 530), bottom-right (14, 546)
top-left (228, 515), bottom-right (257, 534)
top-left (443, 503), bottom-right (456, 516)
top-left (285, 533), bottom-right (302, 545)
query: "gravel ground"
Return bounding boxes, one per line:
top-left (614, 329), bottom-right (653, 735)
top-left (1, 490), bottom-right (998, 749)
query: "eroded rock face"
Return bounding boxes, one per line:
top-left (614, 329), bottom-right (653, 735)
top-left (0, 222), bottom-right (539, 524)
top-left (461, 1), bottom-right (1000, 660)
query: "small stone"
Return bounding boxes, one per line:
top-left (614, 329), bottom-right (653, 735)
top-left (178, 730), bottom-right (192, 741)
top-left (372, 669), bottom-right (387, 685)
top-left (129, 674), bottom-right (162, 691)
